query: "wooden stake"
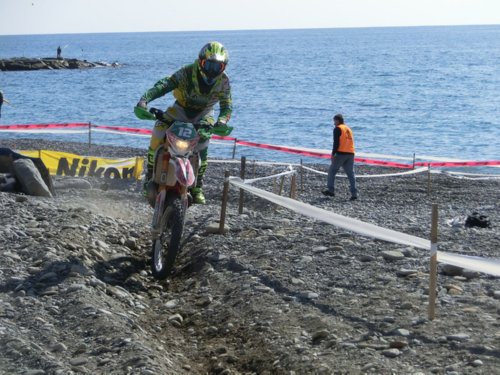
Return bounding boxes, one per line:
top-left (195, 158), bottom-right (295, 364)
top-left (300, 159), bottom-right (304, 193)
top-left (238, 156), bottom-right (246, 214)
top-left (428, 204), bottom-right (439, 320)
top-left (427, 164), bottom-right (431, 196)
top-left (231, 138), bottom-right (237, 159)
top-left (278, 175), bottom-right (285, 196)
top-left (219, 170), bottom-right (230, 234)
top-left (412, 153), bottom-right (416, 170)
top-left (290, 174), bottom-right (297, 199)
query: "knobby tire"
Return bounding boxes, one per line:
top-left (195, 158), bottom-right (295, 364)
top-left (151, 194), bottom-right (185, 279)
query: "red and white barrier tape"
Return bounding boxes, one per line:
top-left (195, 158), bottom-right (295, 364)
top-left (0, 123), bottom-right (89, 130)
top-left (1, 123), bottom-right (499, 169)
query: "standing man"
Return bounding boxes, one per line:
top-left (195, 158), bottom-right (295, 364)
top-left (57, 46), bottom-right (62, 59)
top-left (322, 114), bottom-right (358, 201)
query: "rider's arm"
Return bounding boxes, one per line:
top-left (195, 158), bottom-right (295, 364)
top-left (332, 127), bottom-right (341, 155)
top-left (140, 72), bottom-right (180, 103)
top-left (216, 76), bottom-right (232, 124)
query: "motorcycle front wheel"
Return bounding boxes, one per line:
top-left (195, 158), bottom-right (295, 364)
top-left (151, 195), bottom-right (185, 279)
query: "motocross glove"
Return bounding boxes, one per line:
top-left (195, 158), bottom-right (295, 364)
top-left (215, 120), bottom-right (227, 127)
top-left (137, 99), bottom-right (147, 109)
top-left (149, 108), bottom-right (166, 121)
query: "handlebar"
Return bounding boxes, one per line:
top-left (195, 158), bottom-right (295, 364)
top-left (133, 105), bottom-right (233, 136)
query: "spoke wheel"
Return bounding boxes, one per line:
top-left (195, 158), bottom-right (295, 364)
top-left (151, 195), bottom-right (185, 279)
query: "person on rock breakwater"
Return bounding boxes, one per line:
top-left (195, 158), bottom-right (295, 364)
top-left (323, 114), bottom-right (358, 201)
top-left (136, 41), bottom-right (232, 204)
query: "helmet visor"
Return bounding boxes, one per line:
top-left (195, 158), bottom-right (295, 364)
top-left (201, 59), bottom-right (225, 78)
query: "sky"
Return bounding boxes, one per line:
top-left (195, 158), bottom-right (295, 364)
top-left (0, 0), bottom-right (499, 35)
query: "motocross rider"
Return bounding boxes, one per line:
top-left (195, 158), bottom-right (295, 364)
top-left (136, 41), bottom-right (232, 204)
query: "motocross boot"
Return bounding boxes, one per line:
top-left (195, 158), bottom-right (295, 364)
top-left (142, 147), bottom-right (155, 197)
top-left (191, 158), bottom-right (208, 204)
top-left (190, 187), bottom-right (206, 205)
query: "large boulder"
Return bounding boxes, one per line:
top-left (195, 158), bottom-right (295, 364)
top-left (0, 148), bottom-right (55, 196)
top-left (13, 159), bottom-right (53, 197)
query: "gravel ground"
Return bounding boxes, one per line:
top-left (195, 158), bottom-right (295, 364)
top-left (1, 139), bottom-right (499, 375)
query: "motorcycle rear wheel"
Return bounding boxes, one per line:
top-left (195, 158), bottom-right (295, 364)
top-left (151, 195), bottom-right (185, 279)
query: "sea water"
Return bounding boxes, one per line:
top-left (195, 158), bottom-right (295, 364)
top-left (0, 25), bottom-right (499, 166)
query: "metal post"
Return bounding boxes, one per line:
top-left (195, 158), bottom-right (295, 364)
top-left (219, 170), bottom-right (230, 234)
top-left (238, 156), bottom-right (246, 214)
top-left (428, 204), bottom-right (439, 320)
top-left (231, 138), bottom-right (237, 159)
top-left (412, 153), bottom-right (416, 170)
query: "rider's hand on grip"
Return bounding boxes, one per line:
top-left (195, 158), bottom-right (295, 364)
top-left (149, 108), bottom-right (165, 121)
top-left (137, 100), bottom-right (147, 109)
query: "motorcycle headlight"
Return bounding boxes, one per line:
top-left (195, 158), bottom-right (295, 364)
top-left (172, 138), bottom-right (190, 154)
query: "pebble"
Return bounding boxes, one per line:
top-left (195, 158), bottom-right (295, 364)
top-left (471, 359), bottom-right (483, 367)
top-left (393, 328), bottom-right (411, 337)
top-left (381, 250), bottom-right (405, 261)
top-left (396, 269), bottom-right (419, 277)
top-left (447, 333), bottom-right (470, 342)
top-left (302, 291), bottom-right (319, 299)
top-left (165, 300), bottom-right (179, 309)
top-left (390, 340), bottom-right (408, 349)
top-left (440, 264), bottom-right (463, 276)
top-left (359, 255), bottom-right (376, 262)
top-left (50, 342), bottom-right (68, 352)
top-left (291, 278), bottom-right (305, 285)
top-left (168, 314), bottom-right (184, 324)
top-left (382, 348), bottom-right (401, 358)
top-left (69, 357), bottom-right (88, 366)
top-left (493, 291), bottom-right (500, 300)
top-left (299, 255), bottom-right (313, 263)
top-left (95, 240), bottom-right (109, 249)
top-left (23, 371), bottom-right (46, 375)
top-left (312, 246), bottom-right (328, 253)
top-left (125, 238), bottom-right (137, 250)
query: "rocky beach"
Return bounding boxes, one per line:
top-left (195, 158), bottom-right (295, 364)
top-left (0, 139), bottom-right (499, 375)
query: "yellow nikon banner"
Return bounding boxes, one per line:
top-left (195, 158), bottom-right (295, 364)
top-left (19, 150), bottom-right (143, 180)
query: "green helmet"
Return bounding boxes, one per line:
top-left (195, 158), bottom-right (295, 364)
top-left (198, 41), bottom-right (228, 85)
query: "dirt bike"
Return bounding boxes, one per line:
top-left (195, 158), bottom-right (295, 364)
top-left (134, 106), bottom-right (233, 279)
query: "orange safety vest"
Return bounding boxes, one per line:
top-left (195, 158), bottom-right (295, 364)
top-left (337, 124), bottom-right (355, 153)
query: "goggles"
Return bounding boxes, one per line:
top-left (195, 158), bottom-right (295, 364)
top-left (200, 59), bottom-right (225, 78)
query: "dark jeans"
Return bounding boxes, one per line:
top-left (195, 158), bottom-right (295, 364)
top-left (327, 153), bottom-right (357, 197)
